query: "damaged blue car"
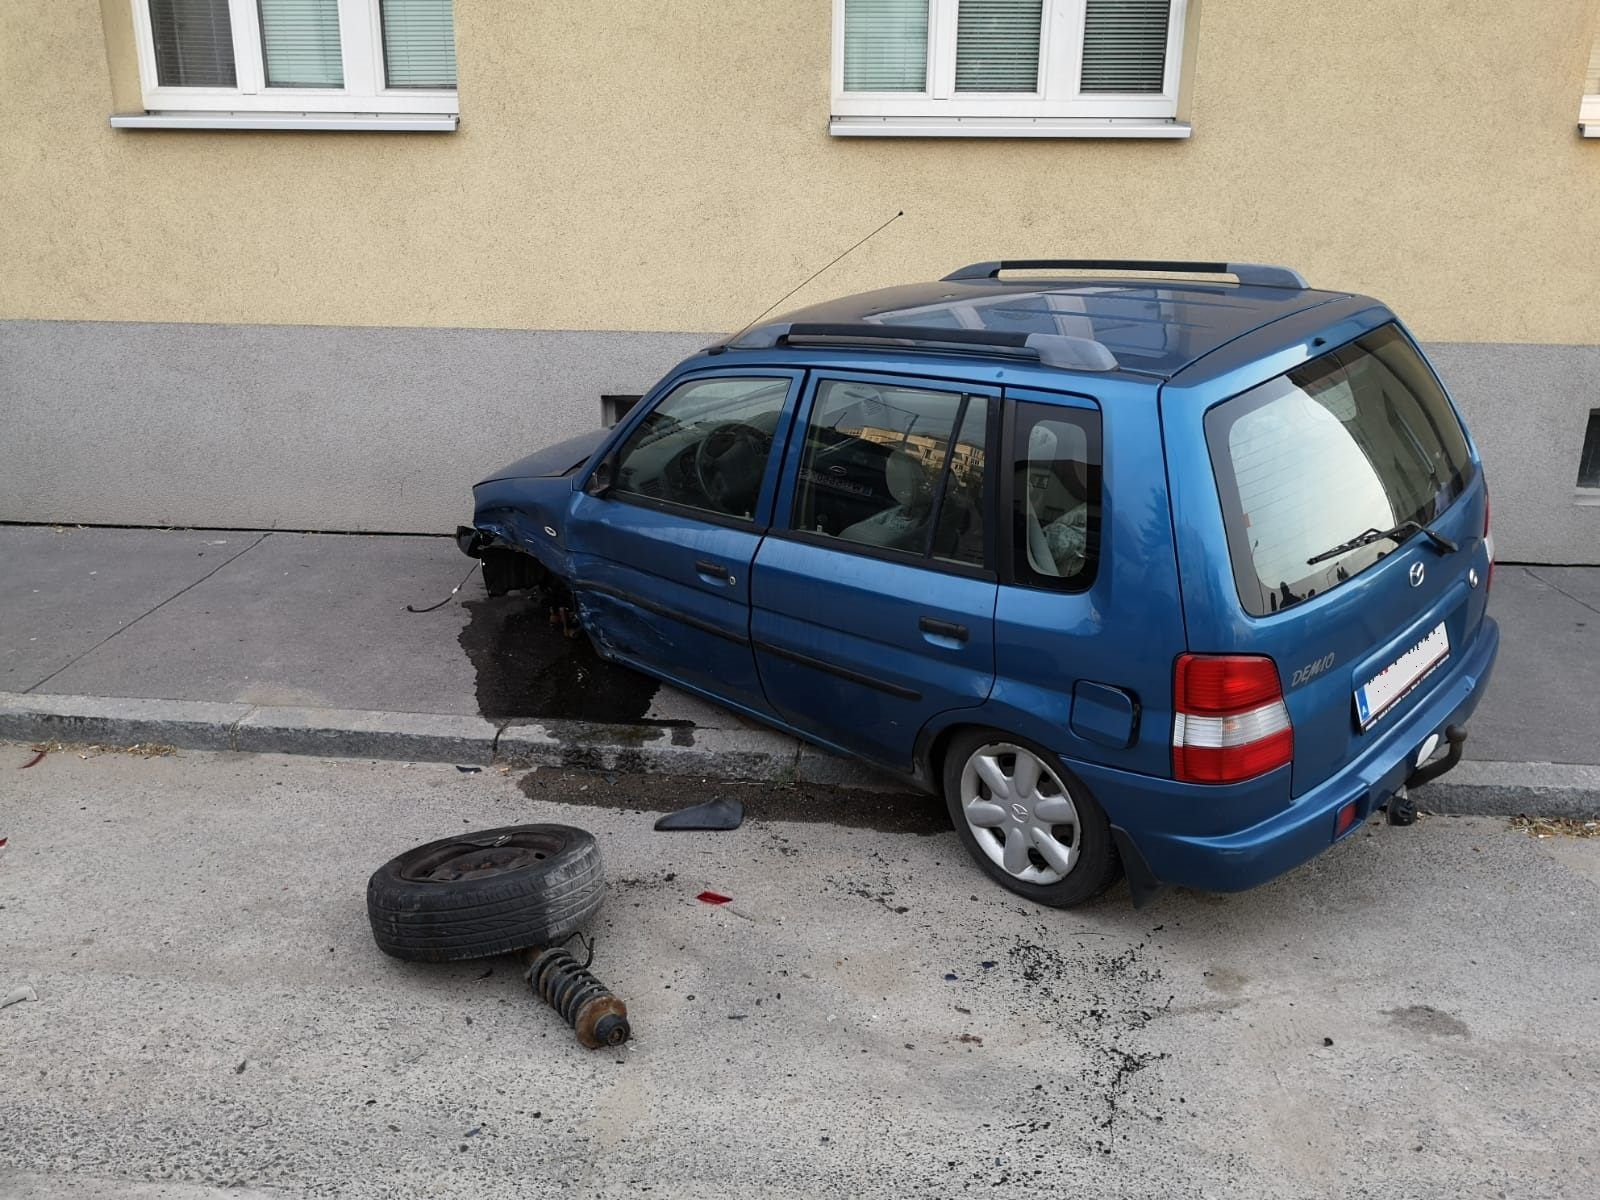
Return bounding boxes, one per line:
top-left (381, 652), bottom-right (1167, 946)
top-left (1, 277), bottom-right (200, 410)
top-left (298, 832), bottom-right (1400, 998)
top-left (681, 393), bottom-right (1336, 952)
top-left (460, 259), bottom-right (1499, 908)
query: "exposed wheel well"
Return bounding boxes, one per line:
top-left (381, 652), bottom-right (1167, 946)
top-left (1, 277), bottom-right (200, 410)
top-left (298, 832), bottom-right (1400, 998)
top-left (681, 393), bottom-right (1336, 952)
top-left (920, 721), bottom-right (999, 792)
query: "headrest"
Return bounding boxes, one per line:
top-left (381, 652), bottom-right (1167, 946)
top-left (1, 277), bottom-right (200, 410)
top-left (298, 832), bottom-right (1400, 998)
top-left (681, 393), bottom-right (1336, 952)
top-left (1028, 423), bottom-right (1059, 461)
top-left (885, 448), bottom-right (930, 507)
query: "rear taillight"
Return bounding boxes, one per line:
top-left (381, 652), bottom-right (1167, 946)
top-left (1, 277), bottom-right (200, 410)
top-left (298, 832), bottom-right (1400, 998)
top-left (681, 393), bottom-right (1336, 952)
top-left (1483, 487), bottom-right (1495, 592)
top-left (1173, 654), bottom-right (1293, 784)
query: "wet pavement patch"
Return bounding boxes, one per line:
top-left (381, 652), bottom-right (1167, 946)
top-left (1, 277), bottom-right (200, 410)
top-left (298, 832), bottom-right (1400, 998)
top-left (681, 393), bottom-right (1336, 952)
top-left (516, 768), bottom-right (948, 836)
top-left (459, 595), bottom-right (674, 725)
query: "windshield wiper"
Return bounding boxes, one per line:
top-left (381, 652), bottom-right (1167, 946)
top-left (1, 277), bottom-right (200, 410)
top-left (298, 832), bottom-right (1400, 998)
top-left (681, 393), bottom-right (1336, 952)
top-left (1306, 520), bottom-right (1458, 566)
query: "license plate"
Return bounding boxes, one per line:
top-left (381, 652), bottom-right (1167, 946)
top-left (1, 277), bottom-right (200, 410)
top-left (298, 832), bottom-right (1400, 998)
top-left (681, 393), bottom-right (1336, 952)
top-left (1355, 622), bottom-right (1450, 730)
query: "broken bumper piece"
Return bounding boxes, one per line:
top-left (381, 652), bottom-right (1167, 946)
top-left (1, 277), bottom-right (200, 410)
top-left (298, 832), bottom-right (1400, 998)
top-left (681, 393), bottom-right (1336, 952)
top-left (456, 525), bottom-right (490, 558)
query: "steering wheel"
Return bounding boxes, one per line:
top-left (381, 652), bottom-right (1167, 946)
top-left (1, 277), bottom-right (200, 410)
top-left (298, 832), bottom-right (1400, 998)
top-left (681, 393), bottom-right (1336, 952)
top-left (693, 421), bottom-right (771, 513)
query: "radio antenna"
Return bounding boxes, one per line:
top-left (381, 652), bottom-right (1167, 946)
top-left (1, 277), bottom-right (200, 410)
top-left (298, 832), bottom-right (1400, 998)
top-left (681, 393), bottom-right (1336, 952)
top-left (723, 210), bottom-right (904, 349)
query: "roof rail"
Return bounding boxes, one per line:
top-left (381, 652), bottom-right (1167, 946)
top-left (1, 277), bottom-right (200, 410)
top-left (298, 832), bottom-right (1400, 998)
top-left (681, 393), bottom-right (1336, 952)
top-left (726, 321), bottom-right (1119, 372)
top-left (942, 259), bottom-right (1309, 290)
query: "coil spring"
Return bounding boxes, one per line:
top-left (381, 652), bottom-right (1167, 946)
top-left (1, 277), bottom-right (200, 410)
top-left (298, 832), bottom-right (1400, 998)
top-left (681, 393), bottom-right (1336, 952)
top-left (526, 946), bottom-right (631, 1048)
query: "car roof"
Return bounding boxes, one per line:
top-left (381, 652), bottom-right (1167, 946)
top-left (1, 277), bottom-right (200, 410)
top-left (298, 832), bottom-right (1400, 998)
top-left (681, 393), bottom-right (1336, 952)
top-left (734, 275), bottom-right (1352, 381)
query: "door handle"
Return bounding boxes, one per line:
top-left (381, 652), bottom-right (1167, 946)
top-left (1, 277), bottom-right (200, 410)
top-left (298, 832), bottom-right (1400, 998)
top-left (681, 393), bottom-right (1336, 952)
top-left (694, 559), bottom-right (736, 586)
top-left (919, 617), bottom-right (968, 642)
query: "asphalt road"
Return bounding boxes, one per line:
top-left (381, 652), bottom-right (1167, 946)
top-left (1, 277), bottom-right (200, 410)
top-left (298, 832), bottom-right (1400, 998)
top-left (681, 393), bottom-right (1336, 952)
top-left (1, 744), bottom-right (1596, 1199)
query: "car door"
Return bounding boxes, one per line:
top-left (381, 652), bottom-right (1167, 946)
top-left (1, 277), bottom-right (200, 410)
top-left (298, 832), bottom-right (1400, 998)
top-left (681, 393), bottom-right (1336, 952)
top-left (750, 370), bottom-right (999, 769)
top-left (563, 370), bottom-right (803, 716)
top-left (985, 385), bottom-right (1185, 779)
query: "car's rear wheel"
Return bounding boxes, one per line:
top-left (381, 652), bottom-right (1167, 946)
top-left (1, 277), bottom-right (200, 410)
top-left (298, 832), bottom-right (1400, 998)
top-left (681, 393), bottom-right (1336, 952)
top-left (942, 729), bottom-right (1122, 907)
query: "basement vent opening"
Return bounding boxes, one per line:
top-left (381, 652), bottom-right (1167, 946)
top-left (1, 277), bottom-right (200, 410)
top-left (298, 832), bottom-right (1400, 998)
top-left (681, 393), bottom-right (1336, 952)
top-left (1579, 410), bottom-right (1600, 490)
top-left (601, 394), bottom-right (642, 428)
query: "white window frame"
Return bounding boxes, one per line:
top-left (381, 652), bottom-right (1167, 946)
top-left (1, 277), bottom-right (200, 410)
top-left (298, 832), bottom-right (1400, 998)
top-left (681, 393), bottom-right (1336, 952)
top-left (1582, 93), bottom-right (1600, 138)
top-left (118, 0), bottom-right (458, 129)
top-left (830, 0), bottom-right (1189, 138)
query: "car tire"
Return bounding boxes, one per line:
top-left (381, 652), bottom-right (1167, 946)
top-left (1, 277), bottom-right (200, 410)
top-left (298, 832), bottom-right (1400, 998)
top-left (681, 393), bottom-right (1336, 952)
top-left (366, 824), bottom-right (605, 962)
top-left (942, 729), bottom-right (1123, 908)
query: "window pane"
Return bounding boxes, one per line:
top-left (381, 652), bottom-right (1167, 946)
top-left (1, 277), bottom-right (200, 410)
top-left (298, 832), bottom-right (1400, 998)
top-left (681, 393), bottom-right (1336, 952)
top-left (1080, 0), bottom-right (1171, 93)
top-left (382, 0), bottom-right (458, 89)
top-left (843, 0), bottom-right (929, 92)
top-left (149, 0), bottom-right (236, 88)
top-left (1577, 411), bottom-right (1600, 489)
top-left (612, 378), bottom-right (790, 522)
top-left (1013, 405), bottom-right (1101, 589)
top-left (259, 0), bottom-right (343, 88)
top-left (794, 380), bottom-right (986, 565)
top-left (955, 0), bottom-right (1042, 93)
top-left (1206, 326), bottom-right (1475, 616)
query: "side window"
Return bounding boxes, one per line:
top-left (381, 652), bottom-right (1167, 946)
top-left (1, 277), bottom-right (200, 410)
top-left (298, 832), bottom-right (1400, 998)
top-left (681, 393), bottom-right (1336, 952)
top-left (611, 377), bottom-right (790, 522)
top-left (792, 379), bottom-right (989, 568)
top-left (1012, 403), bottom-right (1102, 590)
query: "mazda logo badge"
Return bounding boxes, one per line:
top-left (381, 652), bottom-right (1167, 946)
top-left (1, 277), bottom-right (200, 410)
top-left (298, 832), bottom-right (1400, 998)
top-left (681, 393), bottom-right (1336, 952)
top-left (1409, 561), bottom-right (1426, 588)
top-left (1010, 803), bottom-right (1029, 822)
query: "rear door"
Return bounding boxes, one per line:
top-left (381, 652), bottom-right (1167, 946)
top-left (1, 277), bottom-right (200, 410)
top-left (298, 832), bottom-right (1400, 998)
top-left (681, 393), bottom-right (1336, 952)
top-left (564, 370), bottom-right (802, 715)
top-left (1170, 322), bottom-right (1491, 795)
top-left (750, 371), bottom-right (998, 769)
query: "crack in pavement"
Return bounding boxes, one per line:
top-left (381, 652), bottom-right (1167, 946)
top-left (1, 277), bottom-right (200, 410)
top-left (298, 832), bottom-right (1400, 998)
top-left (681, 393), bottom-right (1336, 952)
top-left (23, 531), bottom-right (273, 695)
top-left (1522, 565), bottom-right (1600, 618)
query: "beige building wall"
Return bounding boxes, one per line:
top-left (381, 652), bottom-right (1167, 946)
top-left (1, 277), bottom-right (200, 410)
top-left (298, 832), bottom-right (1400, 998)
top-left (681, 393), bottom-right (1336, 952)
top-left (0, 0), bottom-right (1597, 340)
top-left (2, 0), bottom-right (1599, 556)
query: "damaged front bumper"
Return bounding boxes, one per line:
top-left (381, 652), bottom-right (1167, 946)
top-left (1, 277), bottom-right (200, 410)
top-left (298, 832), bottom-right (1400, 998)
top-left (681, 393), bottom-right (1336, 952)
top-left (456, 525), bottom-right (491, 558)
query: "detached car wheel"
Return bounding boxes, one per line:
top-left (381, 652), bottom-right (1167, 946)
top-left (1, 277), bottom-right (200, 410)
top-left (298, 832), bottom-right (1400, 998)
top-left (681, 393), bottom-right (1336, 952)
top-left (366, 824), bottom-right (604, 962)
top-left (943, 730), bottom-right (1122, 908)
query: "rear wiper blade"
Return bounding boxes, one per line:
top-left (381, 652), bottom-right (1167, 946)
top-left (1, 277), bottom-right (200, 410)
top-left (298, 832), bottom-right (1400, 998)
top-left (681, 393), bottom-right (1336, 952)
top-left (1306, 520), bottom-right (1458, 566)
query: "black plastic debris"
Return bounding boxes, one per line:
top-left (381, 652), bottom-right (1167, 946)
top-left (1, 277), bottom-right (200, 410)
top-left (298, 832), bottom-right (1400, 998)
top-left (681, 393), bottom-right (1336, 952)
top-left (654, 798), bottom-right (745, 832)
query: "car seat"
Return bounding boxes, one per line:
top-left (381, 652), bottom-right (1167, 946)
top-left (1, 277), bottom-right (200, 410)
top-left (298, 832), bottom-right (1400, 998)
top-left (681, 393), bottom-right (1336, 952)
top-left (840, 447), bottom-right (935, 552)
top-left (1024, 424), bottom-right (1062, 576)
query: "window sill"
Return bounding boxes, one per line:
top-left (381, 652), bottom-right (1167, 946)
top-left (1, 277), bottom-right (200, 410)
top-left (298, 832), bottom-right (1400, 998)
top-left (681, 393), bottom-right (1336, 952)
top-left (110, 112), bottom-right (458, 132)
top-left (1575, 488), bottom-right (1600, 507)
top-left (828, 116), bottom-right (1191, 139)
top-left (1582, 97), bottom-right (1600, 137)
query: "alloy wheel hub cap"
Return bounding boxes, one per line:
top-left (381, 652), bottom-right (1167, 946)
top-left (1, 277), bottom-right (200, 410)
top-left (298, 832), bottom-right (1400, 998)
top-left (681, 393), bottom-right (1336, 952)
top-left (959, 743), bottom-right (1082, 885)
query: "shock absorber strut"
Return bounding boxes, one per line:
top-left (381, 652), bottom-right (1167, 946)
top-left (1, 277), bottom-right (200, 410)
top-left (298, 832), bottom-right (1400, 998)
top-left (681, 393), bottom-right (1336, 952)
top-left (525, 944), bottom-right (631, 1049)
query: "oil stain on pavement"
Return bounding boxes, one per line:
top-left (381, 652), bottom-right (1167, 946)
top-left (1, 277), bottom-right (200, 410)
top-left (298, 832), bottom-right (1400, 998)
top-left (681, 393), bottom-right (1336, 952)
top-left (459, 595), bottom-right (669, 724)
top-left (516, 767), bottom-right (949, 836)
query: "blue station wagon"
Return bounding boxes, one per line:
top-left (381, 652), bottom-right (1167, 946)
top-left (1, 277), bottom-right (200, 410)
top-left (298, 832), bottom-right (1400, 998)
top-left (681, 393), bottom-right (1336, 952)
top-left (460, 259), bottom-right (1500, 907)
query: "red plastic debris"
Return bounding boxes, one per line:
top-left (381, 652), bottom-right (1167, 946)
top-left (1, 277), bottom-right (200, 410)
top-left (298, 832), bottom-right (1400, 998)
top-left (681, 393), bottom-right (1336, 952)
top-left (0, 838), bottom-right (8, 849)
top-left (20, 751), bottom-right (44, 770)
top-left (696, 891), bottom-right (732, 905)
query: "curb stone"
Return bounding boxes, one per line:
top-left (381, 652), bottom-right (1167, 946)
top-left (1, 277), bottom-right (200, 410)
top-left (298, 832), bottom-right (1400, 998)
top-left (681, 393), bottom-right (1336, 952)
top-left (234, 706), bottom-right (500, 766)
top-left (0, 692), bottom-right (251, 752)
top-left (1, 691), bottom-right (1596, 815)
top-left (1412, 761), bottom-right (1600, 819)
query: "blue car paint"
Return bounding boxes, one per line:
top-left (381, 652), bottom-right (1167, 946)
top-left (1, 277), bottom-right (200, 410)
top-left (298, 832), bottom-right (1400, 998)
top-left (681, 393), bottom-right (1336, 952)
top-left (748, 369), bottom-right (1001, 764)
top-left (560, 371), bottom-right (803, 716)
top-left (479, 428), bottom-right (610, 485)
top-left (468, 275), bottom-right (1499, 899)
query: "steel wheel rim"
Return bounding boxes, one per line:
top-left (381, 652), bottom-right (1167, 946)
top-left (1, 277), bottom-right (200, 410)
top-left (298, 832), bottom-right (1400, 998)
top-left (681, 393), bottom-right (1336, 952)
top-left (958, 742), bottom-right (1081, 885)
top-left (398, 832), bottom-right (557, 883)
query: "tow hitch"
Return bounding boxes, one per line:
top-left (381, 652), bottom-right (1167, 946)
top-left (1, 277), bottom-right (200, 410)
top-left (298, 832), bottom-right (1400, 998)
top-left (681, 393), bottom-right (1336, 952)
top-left (1388, 724), bottom-right (1468, 826)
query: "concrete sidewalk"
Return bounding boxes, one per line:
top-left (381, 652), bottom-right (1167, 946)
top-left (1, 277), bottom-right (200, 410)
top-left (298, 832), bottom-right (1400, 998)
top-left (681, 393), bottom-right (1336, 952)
top-left (1, 523), bottom-right (1597, 811)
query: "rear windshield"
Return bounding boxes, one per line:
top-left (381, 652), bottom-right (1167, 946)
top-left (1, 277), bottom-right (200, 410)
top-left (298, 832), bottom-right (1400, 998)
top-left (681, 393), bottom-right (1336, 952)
top-left (1206, 324), bottom-right (1474, 616)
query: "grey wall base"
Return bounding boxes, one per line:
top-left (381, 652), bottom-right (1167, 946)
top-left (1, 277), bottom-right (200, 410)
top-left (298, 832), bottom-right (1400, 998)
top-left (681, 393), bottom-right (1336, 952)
top-left (3, 319), bottom-right (1597, 563)
top-left (1422, 343), bottom-right (1600, 565)
top-left (0, 320), bottom-right (712, 535)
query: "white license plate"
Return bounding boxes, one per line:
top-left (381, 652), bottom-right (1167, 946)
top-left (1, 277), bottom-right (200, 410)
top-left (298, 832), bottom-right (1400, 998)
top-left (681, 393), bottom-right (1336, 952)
top-left (1355, 622), bottom-right (1450, 730)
